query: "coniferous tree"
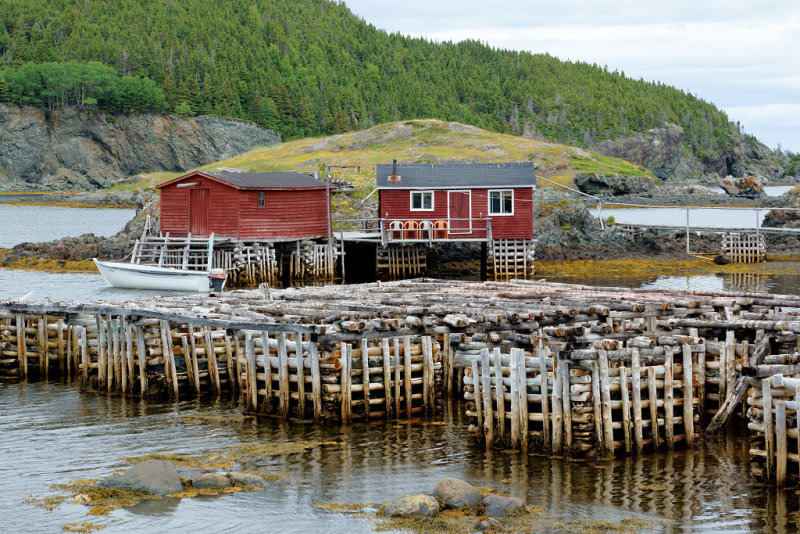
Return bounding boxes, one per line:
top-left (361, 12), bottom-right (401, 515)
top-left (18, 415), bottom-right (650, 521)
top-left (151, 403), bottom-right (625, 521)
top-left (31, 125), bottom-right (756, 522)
top-left (0, 73), bottom-right (9, 101)
top-left (0, 0), bottom-right (748, 153)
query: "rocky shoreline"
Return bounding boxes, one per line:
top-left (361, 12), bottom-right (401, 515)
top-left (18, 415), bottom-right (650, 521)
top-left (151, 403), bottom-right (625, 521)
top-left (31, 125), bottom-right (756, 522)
top-left (4, 184), bottom-right (800, 275)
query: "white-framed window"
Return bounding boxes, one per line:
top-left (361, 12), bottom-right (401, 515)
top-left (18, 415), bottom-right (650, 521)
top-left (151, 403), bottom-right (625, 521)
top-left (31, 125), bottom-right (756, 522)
top-left (489, 189), bottom-right (514, 215)
top-left (410, 190), bottom-right (434, 211)
top-left (258, 191), bottom-right (266, 207)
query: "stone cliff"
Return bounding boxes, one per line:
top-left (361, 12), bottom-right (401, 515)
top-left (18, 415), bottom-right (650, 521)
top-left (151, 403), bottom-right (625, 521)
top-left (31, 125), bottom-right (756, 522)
top-left (0, 104), bottom-right (281, 190)
top-left (592, 123), bottom-right (787, 183)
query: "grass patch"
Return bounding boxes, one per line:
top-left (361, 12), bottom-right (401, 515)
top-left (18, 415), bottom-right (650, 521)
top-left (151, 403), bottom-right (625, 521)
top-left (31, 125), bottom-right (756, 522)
top-left (570, 153), bottom-right (652, 177)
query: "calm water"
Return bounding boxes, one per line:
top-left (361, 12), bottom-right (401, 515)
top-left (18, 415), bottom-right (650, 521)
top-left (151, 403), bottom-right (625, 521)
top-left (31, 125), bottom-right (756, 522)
top-left (697, 185), bottom-right (790, 196)
top-left (2, 382), bottom-right (798, 533)
top-left (0, 204), bottom-right (135, 247)
top-left (592, 207), bottom-right (769, 229)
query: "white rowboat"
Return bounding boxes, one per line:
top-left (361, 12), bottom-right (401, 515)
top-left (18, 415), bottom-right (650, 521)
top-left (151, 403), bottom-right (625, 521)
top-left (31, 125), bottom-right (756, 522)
top-left (93, 259), bottom-right (225, 292)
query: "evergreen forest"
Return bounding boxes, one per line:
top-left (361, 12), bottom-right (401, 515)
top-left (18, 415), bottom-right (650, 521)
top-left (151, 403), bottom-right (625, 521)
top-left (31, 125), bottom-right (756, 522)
top-left (0, 0), bottom-right (745, 158)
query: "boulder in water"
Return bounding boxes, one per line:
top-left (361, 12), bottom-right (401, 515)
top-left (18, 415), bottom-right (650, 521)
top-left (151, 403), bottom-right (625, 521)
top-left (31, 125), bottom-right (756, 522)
top-left (98, 460), bottom-right (183, 496)
top-left (191, 473), bottom-right (232, 490)
top-left (433, 477), bottom-right (483, 509)
top-left (483, 494), bottom-right (526, 517)
top-left (378, 494), bottom-right (440, 518)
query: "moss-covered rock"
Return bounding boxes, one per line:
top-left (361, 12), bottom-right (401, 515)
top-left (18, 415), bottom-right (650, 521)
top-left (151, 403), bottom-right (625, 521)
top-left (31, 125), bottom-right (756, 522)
top-left (378, 494), bottom-right (440, 518)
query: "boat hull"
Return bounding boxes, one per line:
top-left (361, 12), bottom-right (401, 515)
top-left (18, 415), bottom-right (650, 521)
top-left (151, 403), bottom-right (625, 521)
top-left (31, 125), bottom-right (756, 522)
top-left (93, 259), bottom-right (212, 292)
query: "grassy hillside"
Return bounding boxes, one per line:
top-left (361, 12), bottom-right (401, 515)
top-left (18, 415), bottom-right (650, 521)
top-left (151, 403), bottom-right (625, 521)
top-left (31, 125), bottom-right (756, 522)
top-left (117, 119), bottom-right (651, 197)
top-left (0, 0), bottom-right (739, 159)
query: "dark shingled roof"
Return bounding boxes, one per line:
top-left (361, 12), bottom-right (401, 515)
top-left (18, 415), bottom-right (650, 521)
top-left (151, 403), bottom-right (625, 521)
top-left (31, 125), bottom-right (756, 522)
top-left (198, 170), bottom-right (325, 189)
top-left (376, 162), bottom-right (536, 189)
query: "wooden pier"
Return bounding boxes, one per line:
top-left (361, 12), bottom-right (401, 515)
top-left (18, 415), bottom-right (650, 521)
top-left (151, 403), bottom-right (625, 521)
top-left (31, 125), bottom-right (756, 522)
top-left (131, 234), bottom-right (340, 287)
top-left (6, 279), bottom-right (800, 487)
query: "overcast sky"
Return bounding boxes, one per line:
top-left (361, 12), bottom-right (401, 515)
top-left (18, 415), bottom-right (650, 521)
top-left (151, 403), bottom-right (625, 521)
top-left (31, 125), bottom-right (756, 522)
top-left (344, 1), bottom-right (800, 153)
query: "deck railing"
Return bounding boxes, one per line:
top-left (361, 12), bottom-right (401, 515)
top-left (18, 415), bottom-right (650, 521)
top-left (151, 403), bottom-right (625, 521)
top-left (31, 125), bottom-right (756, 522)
top-left (335, 217), bottom-right (492, 245)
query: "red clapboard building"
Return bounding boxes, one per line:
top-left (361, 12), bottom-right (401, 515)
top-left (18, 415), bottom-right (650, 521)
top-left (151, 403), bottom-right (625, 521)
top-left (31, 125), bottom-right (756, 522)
top-left (156, 170), bottom-right (329, 240)
top-left (376, 161), bottom-right (537, 240)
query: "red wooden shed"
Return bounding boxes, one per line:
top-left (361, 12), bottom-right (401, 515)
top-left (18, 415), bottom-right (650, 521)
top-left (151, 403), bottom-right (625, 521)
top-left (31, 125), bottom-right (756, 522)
top-left (376, 162), bottom-right (537, 240)
top-left (157, 170), bottom-right (329, 240)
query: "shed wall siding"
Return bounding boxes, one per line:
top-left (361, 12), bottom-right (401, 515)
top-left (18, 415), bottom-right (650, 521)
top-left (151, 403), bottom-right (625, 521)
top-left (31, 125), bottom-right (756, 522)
top-left (159, 174), bottom-right (328, 239)
top-left (238, 189), bottom-right (328, 239)
top-left (379, 187), bottom-right (533, 239)
top-left (160, 177), bottom-right (239, 237)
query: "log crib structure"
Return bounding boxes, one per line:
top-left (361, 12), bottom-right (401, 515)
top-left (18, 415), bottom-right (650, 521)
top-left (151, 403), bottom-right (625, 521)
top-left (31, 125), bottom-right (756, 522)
top-left (6, 279), bottom-right (800, 487)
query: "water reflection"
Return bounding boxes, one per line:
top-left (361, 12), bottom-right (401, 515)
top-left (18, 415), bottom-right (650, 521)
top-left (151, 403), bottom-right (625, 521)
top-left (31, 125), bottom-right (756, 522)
top-left (3, 381), bottom-right (799, 532)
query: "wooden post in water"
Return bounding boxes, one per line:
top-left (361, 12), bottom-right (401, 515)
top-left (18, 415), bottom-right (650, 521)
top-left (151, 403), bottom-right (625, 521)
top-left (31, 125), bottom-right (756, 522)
top-left (763, 378), bottom-right (774, 480)
top-left (278, 333), bottom-right (289, 417)
top-left (135, 325), bottom-right (148, 395)
top-left (551, 352), bottom-right (563, 455)
top-left (311, 339), bottom-right (322, 422)
top-left (776, 401), bottom-right (787, 489)
top-left (361, 338), bottom-right (371, 419)
top-left (161, 320), bottom-right (179, 398)
top-left (508, 350), bottom-right (518, 449)
top-left (297, 334), bottom-right (306, 418)
top-left (664, 346), bottom-right (675, 449)
top-left (480, 348), bottom-right (493, 450)
top-left (341, 342), bottom-right (352, 423)
top-left (403, 336), bottom-right (412, 418)
top-left (620, 365), bottom-right (632, 454)
top-left (559, 358), bottom-right (571, 451)
top-left (96, 316), bottom-right (106, 390)
top-left (517, 348), bottom-right (529, 451)
top-left (204, 326), bottom-right (221, 394)
top-left (631, 348), bottom-right (644, 454)
top-left (381, 338), bottom-right (392, 418)
top-left (80, 326), bottom-right (88, 388)
top-left (647, 366), bottom-right (659, 448)
top-left (393, 337), bottom-right (401, 418)
top-left (682, 343), bottom-right (695, 447)
top-left (494, 348), bottom-right (506, 436)
top-left (599, 349), bottom-right (614, 454)
top-left (245, 332), bottom-right (257, 411)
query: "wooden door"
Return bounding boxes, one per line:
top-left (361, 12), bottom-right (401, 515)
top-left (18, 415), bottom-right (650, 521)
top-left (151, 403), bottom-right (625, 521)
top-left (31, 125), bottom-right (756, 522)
top-left (190, 189), bottom-right (210, 235)
top-left (448, 191), bottom-right (471, 234)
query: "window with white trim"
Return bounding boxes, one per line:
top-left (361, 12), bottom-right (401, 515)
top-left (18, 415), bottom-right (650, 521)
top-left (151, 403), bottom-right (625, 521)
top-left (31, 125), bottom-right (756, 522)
top-left (410, 191), bottom-right (434, 211)
top-left (489, 190), bottom-right (513, 215)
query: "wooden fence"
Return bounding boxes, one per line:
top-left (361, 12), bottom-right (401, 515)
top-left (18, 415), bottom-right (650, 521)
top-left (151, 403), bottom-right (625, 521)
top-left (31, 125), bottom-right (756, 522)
top-left (721, 232), bottom-right (765, 263)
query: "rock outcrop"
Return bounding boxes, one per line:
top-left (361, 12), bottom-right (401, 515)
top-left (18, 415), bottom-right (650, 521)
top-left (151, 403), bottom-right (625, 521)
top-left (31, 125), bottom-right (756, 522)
top-left (593, 124), bottom-right (689, 180)
top-left (573, 173), bottom-right (653, 196)
top-left (592, 123), bottom-right (786, 183)
top-left (0, 103), bottom-right (280, 190)
top-left (719, 176), bottom-right (765, 198)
